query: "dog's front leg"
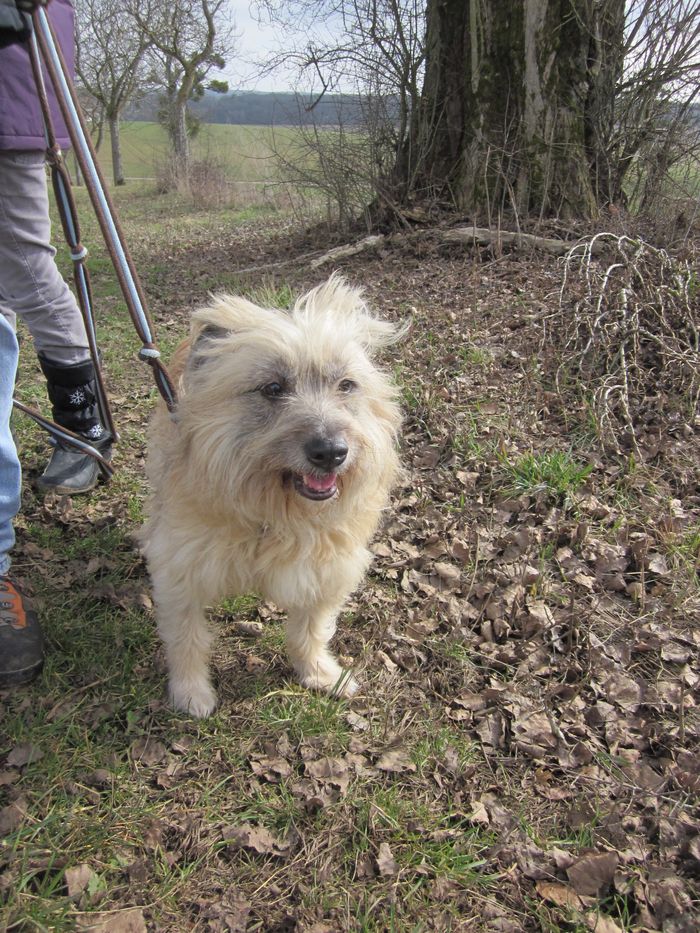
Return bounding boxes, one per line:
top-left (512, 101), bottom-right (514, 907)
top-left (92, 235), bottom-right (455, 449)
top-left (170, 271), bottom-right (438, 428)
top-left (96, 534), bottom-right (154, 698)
top-left (152, 573), bottom-right (217, 718)
top-left (285, 605), bottom-right (359, 698)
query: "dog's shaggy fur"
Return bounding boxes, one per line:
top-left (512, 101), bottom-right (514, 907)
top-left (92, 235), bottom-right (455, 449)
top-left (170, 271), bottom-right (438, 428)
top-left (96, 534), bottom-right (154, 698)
top-left (141, 276), bottom-right (402, 717)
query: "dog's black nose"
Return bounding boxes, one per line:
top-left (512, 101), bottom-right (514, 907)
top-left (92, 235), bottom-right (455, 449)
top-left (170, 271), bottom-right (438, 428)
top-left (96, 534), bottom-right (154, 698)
top-left (305, 436), bottom-right (348, 471)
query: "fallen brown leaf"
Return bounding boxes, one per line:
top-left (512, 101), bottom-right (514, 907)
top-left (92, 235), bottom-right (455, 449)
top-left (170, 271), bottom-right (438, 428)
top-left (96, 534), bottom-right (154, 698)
top-left (0, 797), bottom-right (27, 834)
top-left (567, 850), bottom-right (618, 897)
top-left (129, 738), bottom-right (167, 767)
top-left (6, 743), bottom-right (44, 768)
top-left (375, 747), bottom-right (417, 773)
top-left (65, 863), bottom-right (98, 901)
top-left (221, 822), bottom-right (291, 858)
top-left (376, 841), bottom-right (399, 877)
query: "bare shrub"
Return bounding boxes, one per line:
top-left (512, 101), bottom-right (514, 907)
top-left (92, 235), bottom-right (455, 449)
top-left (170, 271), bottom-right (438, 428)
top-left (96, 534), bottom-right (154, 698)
top-left (546, 234), bottom-right (699, 451)
top-left (631, 150), bottom-right (700, 245)
top-left (272, 118), bottom-right (380, 232)
top-left (259, 0), bottom-right (425, 228)
top-left (154, 155), bottom-right (182, 194)
top-left (186, 159), bottom-right (233, 209)
top-left (154, 154), bottom-right (232, 208)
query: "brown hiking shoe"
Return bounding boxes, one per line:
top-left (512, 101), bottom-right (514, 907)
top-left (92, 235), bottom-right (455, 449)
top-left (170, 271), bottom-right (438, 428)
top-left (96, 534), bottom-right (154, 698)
top-left (0, 577), bottom-right (44, 687)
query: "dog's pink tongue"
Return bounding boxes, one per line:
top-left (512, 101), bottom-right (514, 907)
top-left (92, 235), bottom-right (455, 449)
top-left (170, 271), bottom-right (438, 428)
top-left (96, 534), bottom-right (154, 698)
top-left (304, 473), bottom-right (337, 492)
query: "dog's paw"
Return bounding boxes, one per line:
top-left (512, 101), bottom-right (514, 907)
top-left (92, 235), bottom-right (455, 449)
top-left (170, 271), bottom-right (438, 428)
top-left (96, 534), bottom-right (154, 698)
top-left (169, 680), bottom-right (218, 718)
top-left (298, 660), bottom-right (359, 698)
top-left (333, 671), bottom-right (360, 698)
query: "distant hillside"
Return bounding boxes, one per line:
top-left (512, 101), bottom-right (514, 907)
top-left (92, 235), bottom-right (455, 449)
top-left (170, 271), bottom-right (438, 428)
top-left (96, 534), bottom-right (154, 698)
top-left (127, 88), bottom-right (700, 132)
top-left (126, 91), bottom-right (366, 127)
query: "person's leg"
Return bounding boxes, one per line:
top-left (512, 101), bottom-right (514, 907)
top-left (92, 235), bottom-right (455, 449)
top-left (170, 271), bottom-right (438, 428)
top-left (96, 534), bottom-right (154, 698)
top-left (0, 150), bottom-right (90, 363)
top-left (0, 311), bottom-right (43, 687)
top-left (0, 149), bottom-right (110, 494)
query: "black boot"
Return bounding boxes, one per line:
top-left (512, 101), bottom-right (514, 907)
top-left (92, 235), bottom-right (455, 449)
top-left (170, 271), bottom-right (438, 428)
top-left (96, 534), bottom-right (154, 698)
top-left (37, 355), bottom-right (112, 495)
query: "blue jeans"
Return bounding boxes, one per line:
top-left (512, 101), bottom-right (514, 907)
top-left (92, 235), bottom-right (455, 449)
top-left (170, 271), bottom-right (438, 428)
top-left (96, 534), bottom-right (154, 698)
top-left (0, 312), bottom-right (20, 575)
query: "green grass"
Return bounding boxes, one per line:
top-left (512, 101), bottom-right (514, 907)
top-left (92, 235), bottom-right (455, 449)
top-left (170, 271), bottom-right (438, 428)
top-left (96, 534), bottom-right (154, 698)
top-left (256, 691), bottom-right (352, 745)
top-left (499, 449), bottom-right (593, 500)
top-left (664, 521), bottom-right (700, 590)
top-left (95, 121), bottom-right (300, 184)
top-left (244, 281), bottom-right (296, 310)
top-left (457, 343), bottom-right (493, 368)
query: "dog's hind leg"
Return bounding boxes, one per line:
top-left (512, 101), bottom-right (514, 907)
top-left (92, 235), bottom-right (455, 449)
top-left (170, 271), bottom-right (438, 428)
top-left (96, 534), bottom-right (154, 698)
top-left (285, 604), bottom-right (359, 698)
top-left (151, 569), bottom-right (218, 718)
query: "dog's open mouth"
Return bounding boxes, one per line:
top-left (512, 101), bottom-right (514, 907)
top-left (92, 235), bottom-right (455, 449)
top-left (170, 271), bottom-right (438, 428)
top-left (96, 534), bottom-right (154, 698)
top-left (293, 472), bottom-right (338, 501)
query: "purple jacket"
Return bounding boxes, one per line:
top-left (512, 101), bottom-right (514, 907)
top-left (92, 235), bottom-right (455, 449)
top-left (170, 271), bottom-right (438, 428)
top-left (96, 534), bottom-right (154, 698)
top-left (0, 0), bottom-right (75, 150)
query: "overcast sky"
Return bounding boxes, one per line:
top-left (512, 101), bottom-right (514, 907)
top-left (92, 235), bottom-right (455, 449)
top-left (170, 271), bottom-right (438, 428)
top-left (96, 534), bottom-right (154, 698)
top-left (224, 1), bottom-right (295, 92)
top-left (222, 1), bottom-right (352, 93)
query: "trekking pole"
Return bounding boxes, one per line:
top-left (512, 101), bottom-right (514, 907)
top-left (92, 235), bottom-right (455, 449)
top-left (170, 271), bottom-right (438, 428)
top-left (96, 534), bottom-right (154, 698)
top-left (31, 4), bottom-right (178, 413)
top-left (25, 16), bottom-right (116, 447)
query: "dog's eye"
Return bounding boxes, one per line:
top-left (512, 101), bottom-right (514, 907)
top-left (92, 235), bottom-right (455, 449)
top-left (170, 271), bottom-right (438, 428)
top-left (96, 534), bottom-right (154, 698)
top-left (338, 379), bottom-right (357, 394)
top-left (260, 381), bottom-right (285, 399)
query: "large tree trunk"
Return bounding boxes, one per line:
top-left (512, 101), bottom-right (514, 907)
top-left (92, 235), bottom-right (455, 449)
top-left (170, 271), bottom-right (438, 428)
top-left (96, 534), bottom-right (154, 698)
top-left (162, 78), bottom-right (196, 181)
top-left (108, 114), bottom-right (125, 187)
top-left (408, 0), bottom-right (624, 220)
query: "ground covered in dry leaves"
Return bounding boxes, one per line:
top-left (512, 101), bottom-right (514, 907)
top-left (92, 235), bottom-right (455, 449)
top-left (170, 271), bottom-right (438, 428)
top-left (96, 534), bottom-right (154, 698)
top-left (1, 208), bottom-right (699, 931)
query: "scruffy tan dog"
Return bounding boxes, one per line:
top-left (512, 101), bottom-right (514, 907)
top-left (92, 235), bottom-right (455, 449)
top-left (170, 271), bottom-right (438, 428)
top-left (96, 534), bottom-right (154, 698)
top-left (141, 276), bottom-right (402, 717)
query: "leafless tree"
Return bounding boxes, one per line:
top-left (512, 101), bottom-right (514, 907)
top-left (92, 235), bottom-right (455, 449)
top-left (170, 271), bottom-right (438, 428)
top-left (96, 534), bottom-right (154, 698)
top-left (259, 0), bottom-right (700, 230)
top-left (256, 0), bottom-right (426, 223)
top-left (129, 0), bottom-right (235, 178)
top-left (75, 0), bottom-right (152, 186)
top-left (615, 1), bottom-right (700, 218)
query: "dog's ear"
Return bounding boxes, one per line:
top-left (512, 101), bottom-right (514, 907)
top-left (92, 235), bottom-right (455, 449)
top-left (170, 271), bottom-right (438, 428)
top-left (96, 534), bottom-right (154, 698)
top-left (355, 315), bottom-right (408, 353)
top-left (187, 323), bottom-right (232, 369)
top-left (296, 273), bottom-right (408, 355)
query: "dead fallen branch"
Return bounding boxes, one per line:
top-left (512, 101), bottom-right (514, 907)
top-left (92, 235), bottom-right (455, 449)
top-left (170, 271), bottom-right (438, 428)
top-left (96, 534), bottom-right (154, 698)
top-left (442, 226), bottom-right (590, 255)
top-left (310, 226), bottom-right (604, 269)
top-left (310, 235), bottom-right (386, 268)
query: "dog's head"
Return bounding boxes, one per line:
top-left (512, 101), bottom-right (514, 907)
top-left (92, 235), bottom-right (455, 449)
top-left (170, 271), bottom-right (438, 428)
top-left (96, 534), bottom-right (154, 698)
top-left (177, 275), bottom-right (403, 515)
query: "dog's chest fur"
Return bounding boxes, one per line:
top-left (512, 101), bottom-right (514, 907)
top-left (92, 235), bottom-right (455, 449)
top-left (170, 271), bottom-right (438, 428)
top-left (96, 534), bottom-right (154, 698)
top-left (215, 508), bottom-right (374, 610)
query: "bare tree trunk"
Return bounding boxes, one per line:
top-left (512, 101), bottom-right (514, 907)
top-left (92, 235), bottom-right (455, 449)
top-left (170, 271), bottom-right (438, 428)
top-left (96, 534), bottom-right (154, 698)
top-left (161, 81), bottom-right (193, 181)
top-left (407, 0), bottom-right (623, 220)
top-left (93, 117), bottom-right (104, 153)
top-left (172, 95), bottom-right (190, 174)
top-left (108, 114), bottom-right (125, 186)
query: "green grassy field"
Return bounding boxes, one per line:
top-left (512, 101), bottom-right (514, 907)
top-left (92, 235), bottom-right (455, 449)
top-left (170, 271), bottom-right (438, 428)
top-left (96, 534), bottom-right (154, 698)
top-left (93, 122), bottom-right (302, 185)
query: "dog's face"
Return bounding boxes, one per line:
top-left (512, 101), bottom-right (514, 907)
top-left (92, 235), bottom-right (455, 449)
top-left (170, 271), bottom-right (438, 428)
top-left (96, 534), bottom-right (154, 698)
top-left (176, 277), bottom-right (402, 515)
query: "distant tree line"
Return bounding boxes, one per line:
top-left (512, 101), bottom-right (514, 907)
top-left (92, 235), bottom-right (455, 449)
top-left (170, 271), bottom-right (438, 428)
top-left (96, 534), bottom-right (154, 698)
top-left (128, 89), bottom-right (700, 133)
top-left (125, 91), bottom-right (368, 127)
